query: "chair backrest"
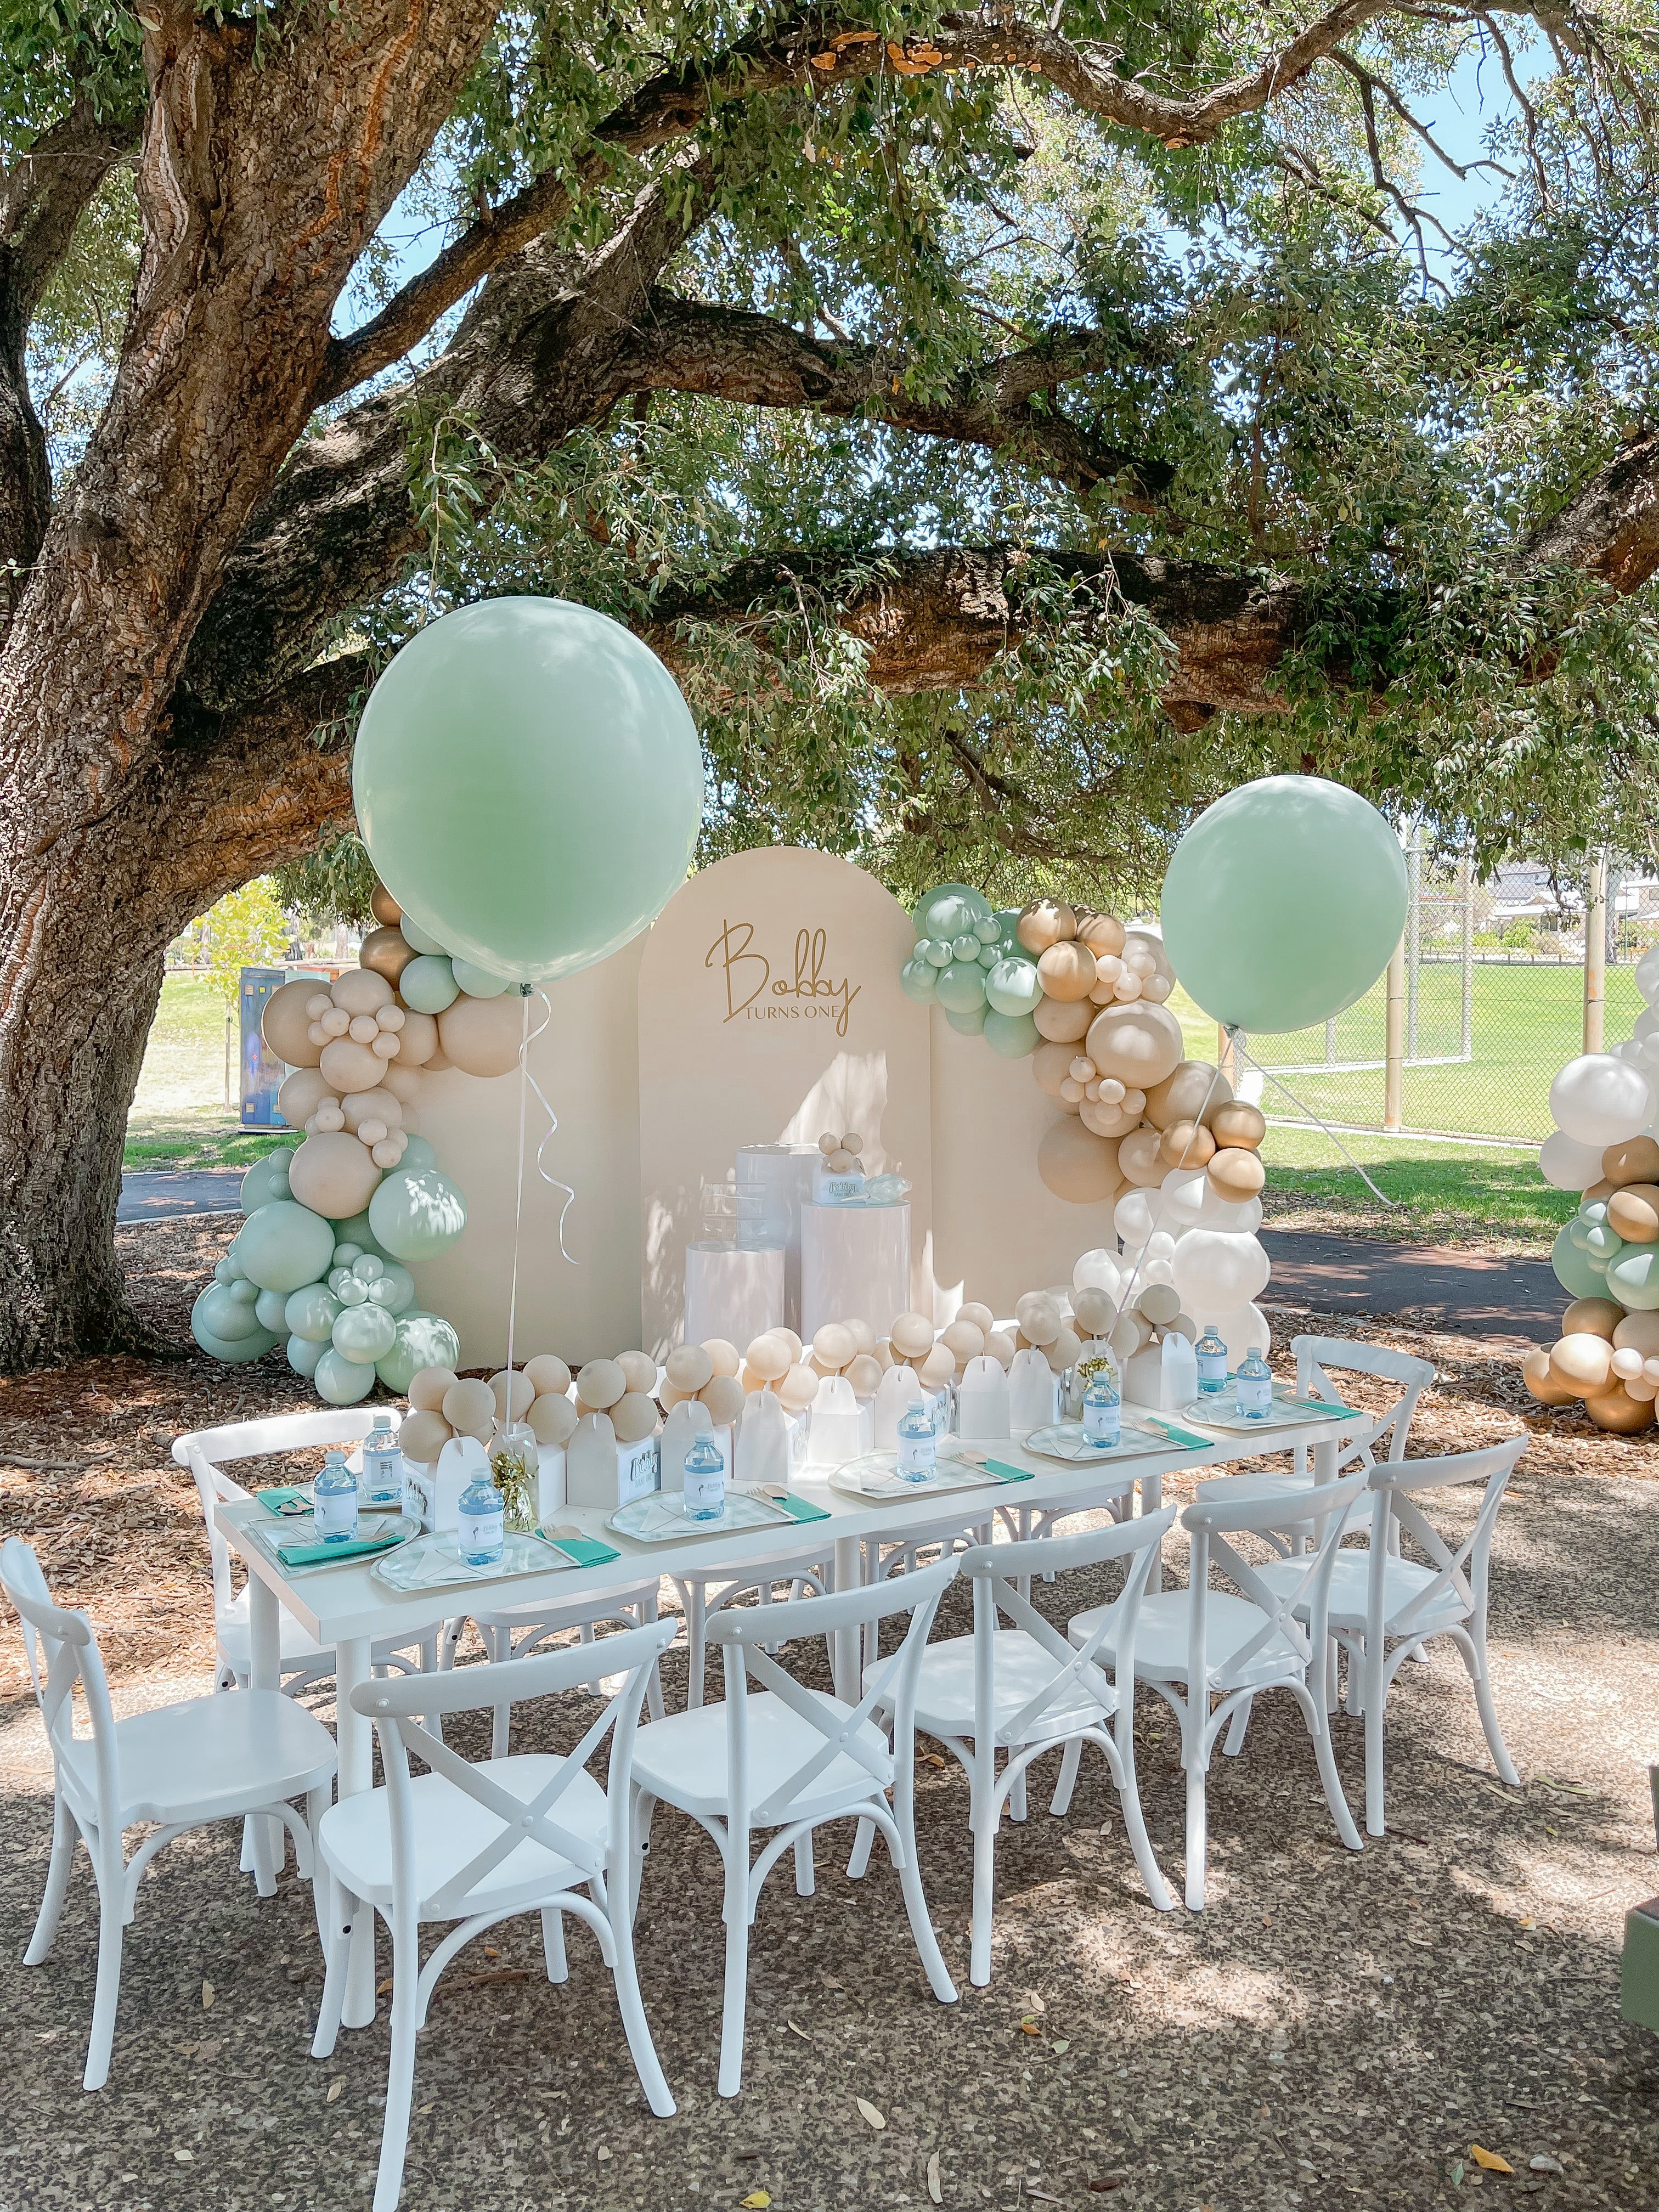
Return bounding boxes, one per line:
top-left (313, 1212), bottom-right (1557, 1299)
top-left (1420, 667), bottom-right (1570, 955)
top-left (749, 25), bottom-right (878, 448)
top-left (961, 1505), bottom-right (1179, 1747)
top-left (1290, 1334), bottom-right (1434, 1464)
top-left (708, 1556), bottom-right (959, 1829)
top-left (1182, 1471), bottom-right (1371, 1690)
top-left (1365, 1436), bottom-right (1525, 1637)
top-left (1, 1538), bottom-right (120, 1837)
top-left (352, 1616), bottom-right (678, 1918)
top-left (173, 1410), bottom-right (388, 1619)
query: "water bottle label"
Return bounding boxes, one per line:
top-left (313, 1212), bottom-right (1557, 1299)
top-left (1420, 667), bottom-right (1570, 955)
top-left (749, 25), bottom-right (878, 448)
top-left (1082, 1404), bottom-right (1120, 1448)
top-left (363, 1447), bottom-right (400, 1502)
top-left (458, 1506), bottom-right (504, 1554)
top-left (1236, 1374), bottom-right (1272, 1414)
top-left (1195, 1350), bottom-right (1227, 1387)
top-left (314, 1489), bottom-right (357, 1538)
top-left (684, 1465), bottom-right (726, 1517)
top-left (896, 1433), bottom-right (936, 1479)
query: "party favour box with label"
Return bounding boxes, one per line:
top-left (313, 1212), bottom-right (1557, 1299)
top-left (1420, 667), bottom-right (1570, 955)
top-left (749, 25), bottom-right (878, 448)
top-left (405, 1436), bottom-right (489, 1535)
top-left (1124, 1330), bottom-right (1199, 1412)
top-left (566, 1411), bottom-right (662, 1511)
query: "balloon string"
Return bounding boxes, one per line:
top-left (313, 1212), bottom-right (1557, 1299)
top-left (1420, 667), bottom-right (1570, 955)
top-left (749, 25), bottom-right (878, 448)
top-left (520, 986), bottom-right (578, 1263)
top-left (1226, 1026), bottom-right (1401, 1209)
top-left (501, 990), bottom-right (532, 1420)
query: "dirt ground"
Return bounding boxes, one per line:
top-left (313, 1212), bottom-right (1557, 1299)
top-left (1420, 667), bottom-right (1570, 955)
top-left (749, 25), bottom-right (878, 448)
top-left (1, 1215), bottom-right (1657, 2212)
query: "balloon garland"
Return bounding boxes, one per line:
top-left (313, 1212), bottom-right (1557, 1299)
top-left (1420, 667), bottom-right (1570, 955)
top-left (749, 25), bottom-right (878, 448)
top-left (1522, 947), bottom-right (1659, 1432)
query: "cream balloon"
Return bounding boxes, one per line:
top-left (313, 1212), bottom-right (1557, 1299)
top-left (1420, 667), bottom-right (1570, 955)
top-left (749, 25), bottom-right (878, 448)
top-left (276, 1068), bottom-right (331, 1128)
top-left (286, 1131), bottom-right (383, 1220)
top-left (395, 1009), bottom-right (440, 1066)
top-left (261, 978), bottom-right (325, 1068)
top-left (1085, 1001), bottom-right (1184, 1089)
top-left (318, 1036), bottom-right (386, 1096)
top-left (332, 968), bottom-right (395, 1016)
top-left (437, 990), bottom-right (528, 1077)
top-left (1035, 1118), bottom-right (1122, 1204)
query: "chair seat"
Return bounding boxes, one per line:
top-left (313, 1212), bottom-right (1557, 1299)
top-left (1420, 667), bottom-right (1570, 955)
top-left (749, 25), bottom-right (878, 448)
top-left (1255, 1552), bottom-right (1468, 1638)
top-left (1068, 1591), bottom-right (1306, 1691)
top-left (632, 1691), bottom-right (891, 1822)
top-left (319, 1757), bottom-right (607, 1916)
top-left (59, 1690), bottom-right (337, 1829)
top-left (867, 1631), bottom-right (1112, 1746)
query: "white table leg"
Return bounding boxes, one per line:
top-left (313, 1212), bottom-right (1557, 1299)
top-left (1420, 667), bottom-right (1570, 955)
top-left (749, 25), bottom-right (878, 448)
top-left (247, 1578), bottom-right (283, 1888)
top-left (1141, 1472), bottom-right (1164, 1593)
top-left (334, 1634), bottom-right (377, 2030)
top-left (831, 1536), bottom-right (863, 1701)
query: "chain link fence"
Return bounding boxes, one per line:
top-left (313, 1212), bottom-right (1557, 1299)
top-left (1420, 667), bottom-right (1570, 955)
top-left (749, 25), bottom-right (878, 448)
top-left (1214, 847), bottom-right (1657, 1144)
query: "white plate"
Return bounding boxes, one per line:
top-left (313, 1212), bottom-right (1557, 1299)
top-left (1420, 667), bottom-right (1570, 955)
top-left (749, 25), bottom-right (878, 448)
top-left (371, 1530), bottom-right (576, 1593)
top-left (1022, 1418), bottom-right (1190, 1464)
top-left (827, 1447), bottom-right (1020, 1503)
top-left (606, 1489), bottom-right (813, 1543)
top-left (244, 1511), bottom-right (421, 1572)
top-left (1180, 1388), bottom-right (1358, 1434)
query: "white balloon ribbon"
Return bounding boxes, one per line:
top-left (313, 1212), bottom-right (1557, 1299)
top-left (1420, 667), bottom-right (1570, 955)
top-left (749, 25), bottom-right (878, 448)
top-left (1225, 1026), bottom-right (1400, 1210)
top-left (500, 986), bottom-right (578, 1409)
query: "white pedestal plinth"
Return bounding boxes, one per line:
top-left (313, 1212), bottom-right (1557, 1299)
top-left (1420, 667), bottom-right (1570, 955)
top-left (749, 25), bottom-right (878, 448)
top-left (733, 1144), bottom-right (819, 1330)
top-left (683, 1241), bottom-right (785, 1349)
top-left (800, 1202), bottom-right (910, 1340)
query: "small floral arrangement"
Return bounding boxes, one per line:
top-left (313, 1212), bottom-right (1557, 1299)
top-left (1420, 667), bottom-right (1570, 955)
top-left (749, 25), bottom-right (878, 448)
top-left (488, 1426), bottom-right (540, 1532)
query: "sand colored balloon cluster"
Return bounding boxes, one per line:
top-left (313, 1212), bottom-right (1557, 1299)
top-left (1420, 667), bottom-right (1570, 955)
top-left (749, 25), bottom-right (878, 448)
top-left (397, 1356), bottom-right (581, 1462)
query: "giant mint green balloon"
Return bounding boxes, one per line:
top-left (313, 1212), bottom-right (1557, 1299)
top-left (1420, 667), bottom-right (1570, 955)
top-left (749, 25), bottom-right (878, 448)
top-left (228, 1200), bottom-right (337, 1295)
top-left (935, 960), bottom-right (987, 1014)
top-left (984, 956), bottom-right (1042, 1019)
top-left (369, 1167), bottom-right (468, 1261)
top-left (983, 1009), bottom-right (1039, 1057)
top-left (376, 1311), bottom-right (462, 1393)
top-left (1551, 1223), bottom-right (1606, 1301)
top-left (353, 597), bottom-right (704, 983)
top-left (190, 1287), bottom-right (279, 1365)
top-left (1160, 776), bottom-right (1407, 1032)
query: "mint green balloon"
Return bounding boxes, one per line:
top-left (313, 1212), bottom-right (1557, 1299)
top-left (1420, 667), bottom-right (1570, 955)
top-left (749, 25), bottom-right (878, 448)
top-left (190, 1287), bottom-right (279, 1364)
top-left (452, 958), bottom-right (511, 997)
top-left (923, 937), bottom-right (954, 967)
top-left (285, 1283), bottom-right (342, 1343)
top-left (332, 1301), bottom-right (398, 1364)
top-left (946, 1003), bottom-right (987, 1035)
top-left (329, 1208), bottom-right (390, 1253)
top-left (398, 915), bottom-right (448, 956)
top-left (228, 1200), bottom-right (337, 1295)
top-left (900, 958), bottom-right (938, 1004)
top-left (983, 1009), bottom-right (1039, 1057)
top-left (913, 884), bottom-right (990, 940)
top-left (1606, 1247), bottom-right (1659, 1309)
top-left (399, 953), bottom-right (459, 1013)
top-left (376, 1311), bottom-right (462, 1393)
top-left (1160, 776), bottom-right (1407, 1031)
top-left (935, 960), bottom-right (988, 1013)
top-left (239, 1150), bottom-right (294, 1213)
top-left (396, 1137), bottom-right (437, 1177)
top-left (984, 956), bottom-right (1042, 1018)
top-left (195, 1280), bottom-right (264, 1341)
top-left (353, 597), bottom-right (703, 983)
top-left (287, 1333), bottom-right (325, 1378)
top-left (315, 1347), bottom-right (376, 1405)
top-left (253, 1288), bottom-right (290, 1333)
top-left (369, 1166), bottom-right (468, 1261)
top-left (1551, 1224), bottom-right (1605, 1299)
top-left (368, 1260), bottom-right (416, 1313)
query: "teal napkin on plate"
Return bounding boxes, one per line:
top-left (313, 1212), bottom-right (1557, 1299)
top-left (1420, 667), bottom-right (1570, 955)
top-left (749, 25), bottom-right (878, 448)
top-left (539, 1533), bottom-right (622, 1567)
top-left (274, 1525), bottom-right (407, 1569)
top-left (980, 1461), bottom-right (1036, 1485)
top-left (767, 1492), bottom-right (831, 1523)
top-left (257, 1486), bottom-right (313, 1517)
top-left (1141, 1417), bottom-right (1216, 1450)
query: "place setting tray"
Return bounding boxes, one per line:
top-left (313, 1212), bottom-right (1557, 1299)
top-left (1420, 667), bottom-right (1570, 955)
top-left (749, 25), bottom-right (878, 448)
top-left (1177, 1382), bottom-right (1361, 1436)
top-left (826, 1440), bottom-right (1034, 1503)
top-left (371, 1528), bottom-right (611, 1593)
top-left (1020, 1414), bottom-right (1214, 1464)
top-left (605, 1488), bottom-right (831, 1544)
top-left (243, 1509), bottom-right (422, 1575)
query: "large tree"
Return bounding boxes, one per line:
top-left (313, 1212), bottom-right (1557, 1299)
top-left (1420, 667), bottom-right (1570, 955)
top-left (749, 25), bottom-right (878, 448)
top-left (4, 1), bottom-right (1659, 1369)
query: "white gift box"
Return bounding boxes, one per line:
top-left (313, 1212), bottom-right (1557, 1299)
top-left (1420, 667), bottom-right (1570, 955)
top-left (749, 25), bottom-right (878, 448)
top-left (1124, 1331), bottom-right (1198, 1411)
top-left (405, 1436), bottom-right (489, 1534)
top-left (566, 1412), bottom-right (662, 1510)
top-left (1008, 1348), bottom-right (1063, 1433)
top-left (813, 1160), bottom-right (867, 1205)
top-left (659, 1399), bottom-right (735, 1493)
top-left (735, 1386), bottom-right (792, 1487)
top-left (956, 1355), bottom-right (1011, 1443)
top-left (872, 1362), bottom-right (925, 1450)
top-left (807, 1375), bottom-right (862, 1466)
top-left (535, 1447), bottom-right (567, 1523)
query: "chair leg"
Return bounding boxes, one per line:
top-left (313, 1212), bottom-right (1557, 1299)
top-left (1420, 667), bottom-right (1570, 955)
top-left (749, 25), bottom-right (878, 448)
top-left (1364, 1632), bottom-right (1388, 1838)
top-left (1183, 1757), bottom-right (1208, 1912)
top-left (1311, 1697), bottom-right (1363, 1854)
top-left (250, 1798), bottom-right (278, 1898)
top-left (845, 1817), bottom-right (876, 1878)
top-left (1463, 1630), bottom-right (1521, 1788)
top-left (607, 1880), bottom-right (676, 2117)
top-left (716, 1836), bottom-right (752, 2098)
top-left (893, 1789), bottom-right (958, 2006)
top-left (1008, 1756), bottom-right (1027, 1824)
top-left (1049, 1740), bottom-right (1083, 1818)
top-left (541, 1908), bottom-right (568, 1984)
top-left (629, 1790), bottom-right (657, 1926)
top-left (24, 1796), bottom-right (77, 1966)
top-left (371, 1907), bottom-right (420, 2212)
top-left (240, 1816), bottom-right (257, 1875)
top-left (1222, 1695), bottom-right (1253, 1757)
top-left (83, 1849), bottom-right (126, 2092)
top-left (792, 1831), bottom-right (816, 1897)
top-left (686, 1586), bottom-right (708, 1712)
top-left (637, 1589), bottom-right (667, 1723)
top-left (488, 1627), bottom-right (512, 1759)
top-left (311, 1877), bottom-right (354, 2060)
top-left (306, 1788), bottom-right (331, 1953)
top-left (969, 1786), bottom-right (998, 1988)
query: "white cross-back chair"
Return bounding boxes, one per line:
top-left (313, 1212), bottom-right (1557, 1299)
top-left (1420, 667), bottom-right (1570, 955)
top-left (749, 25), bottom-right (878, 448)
top-left (437, 1580), bottom-right (669, 1751)
top-left (2, 1537), bottom-right (337, 2092)
top-left (668, 1550), bottom-right (832, 1711)
top-left (1256, 1437), bottom-right (1525, 1836)
top-left (629, 1558), bottom-right (961, 2097)
top-left (1067, 1472), bottom-right (1370, 1908)
top-left (312, 1616), bottom-right (679, 2212)
top-left (867, 1504), bottom-right (1178, 1984)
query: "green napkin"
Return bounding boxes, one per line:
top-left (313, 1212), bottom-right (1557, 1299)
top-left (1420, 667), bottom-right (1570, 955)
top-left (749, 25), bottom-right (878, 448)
top-left (539, 1533), bottom-right (622, 1567)
top-left (274, 1525), bottom-right (407, 1569)
top-left (981, 1461), bottom-right (1036, 1485)
top-left (257, 1486), bottom-right (314, 1517)
top-left (1142, 1418), bottom-right (1216, 1450)
top-left (767, 1492), bottom-right (831, 1523)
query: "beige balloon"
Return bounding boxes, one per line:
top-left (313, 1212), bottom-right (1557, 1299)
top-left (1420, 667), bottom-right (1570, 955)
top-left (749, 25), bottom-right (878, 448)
top-left (1017, 898), bottom-right (1076, 955)
top-left (744, 1333), bottom-right (792, 1382)
top-left (287, 1130), bottom-right (383, 1219)
top-left (979, 1328), bottom-right (1013, 1369)
top-left (332, 967), bottom-right (396, 1017)
top-left (277, 1068), bottom-right (331, 1128)
top-left (1160, 1120), bottom-right (1216, 1170)
top-left (437, 991), bottom-right (527, 1078)
top-left (1138, 1283), bottom-right (1182, 1325)
top-left (1015, 1291), bottom-right (1061, 1346)
top-left (1207, 1147), bottom-right (1266, 1202)
top-left (341, 1085), bottom-right (403, 1134)
top-left (442, 1378), bottom-right (497, 1441)
top-left (379, 1062), bottom-right (425, 1104)
top-left (617, 1350), bottom-right (658, 1395)
top-left (1549, 1332), bottom-right (1613, 1396)
top-left (1085, 1002), bottom-right (1184, 1090)
top-left (699, 1374), bottom-right (747, 1426)
top-left (1080, 1096), bottom-right (1139, 1139)
top-left (941, 1318), bottom-right (985, 1363)
top-left (813, 1322), bottom-right (855, 1370)
top-left (1033, 996), bottom-right (1094, 1044)
top-left (1076, 912), bottom-right (1126, 957)
top-left (360, 926), bottom-right (417, 988)
top-left (779, 1363), bottom-right (820, 1412)
top-left (398, 1409), bottom-right (453, 1463)
top-left (524, 1353), bottom-right (572, 1396)
top-left (889, 1312), bottom-right (934, 1359)
top-left (409, 1366), bottom-right (459, 1412)
top-left (1032, 1040), bottom-right (1081, 1099)
top-left (665, 1344), bottom-right (715, 1393)
top-left (318, 1036), bottom-right (385, 1096)
top-left (1121, 928), bottom-right (1173, 983)
top-left (844, 1319), bottom-right (877, 1356)
top-left (843, 1353), bottom-right (884, 1399)
top-left (1210, 1100), bottom-right (1268, 1151)
top-left (425, 1048), bottom-right (453, 1074)
top-left (918, 1343), bottom-right (955, 1390)
top-left (1584, 1381), bottom-right (1656, 1433)
top-left (489, 1369), bottom-right (536, 1423)
top-left (1143, 1060), bottom-right (1232, 1132)
top-left (611, 1392), bottom-right (661, 1444)
top-left (1601, 1135), bottom-right (1659, 1187)
top-left (1045, 1325), bottom-right (1082, 1375)
top-left (1613, 1311), bottom-right (1659, 1358)
top-left (1609, 1183), bottom-right (1659, 1243)
top-left (1072, 1286), bottom-right (1117, 1336)
top-left (1561, 1297), bottom-right (1623, 1341)
top-left (1117, 1126), bottom-right (1166, 1187)
top-left (775, 1328), bottom-right (804, 1363)
top-left (394, 1009), bottom-right (440, 1067)
top-left (261, 978), bottom-right (325, 1068)
top-left (1036, 1118), bottom-right (1123, 1205)
top-left (1036, 941), bottom-right (1097, 1002)
top-left (700, 1337), bottom-right (742, 1379)
top-left (370, 883), bottom-right (403, 928)
top-left (527, 1392), bottom-right (578, 1447)
top-left (575, 1357), bottom-right (627, 1410)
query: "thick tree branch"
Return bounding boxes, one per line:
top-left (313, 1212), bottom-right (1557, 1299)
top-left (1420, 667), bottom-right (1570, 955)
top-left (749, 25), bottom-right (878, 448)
top-left (1523, 429), bottom-right (1659, 595)
top-left (615, 291), bottom-right (1174, 504)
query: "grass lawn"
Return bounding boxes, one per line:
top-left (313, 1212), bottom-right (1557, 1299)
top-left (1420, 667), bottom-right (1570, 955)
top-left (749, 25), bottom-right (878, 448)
top-left (1258, 1125), bottom-right (1571, 1250)
top-left (123, 974), bottom-right (289, 1170)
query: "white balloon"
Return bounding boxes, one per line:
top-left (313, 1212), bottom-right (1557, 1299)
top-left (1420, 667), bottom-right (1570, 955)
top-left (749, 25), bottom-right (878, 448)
top-left (1114, 1190), bottom-right (1157, 1249)
top-left (1635, 1006), bottom-right (1659, 1042)
top-left (1637, 946), bottom-right (1659, 1005)
top-left (1639, 1036), bottom-right (1659, 1069)
top-left (1142, 1257), bottom-right (1176, 1285)
top-left (1144, 1229), bottom-right (1178, 1263)
top-left (1209, 1302), bottom-right (1272, 1369)
top-left (1197, 1182), bottom-right (1263, 1232)
top-left (1159, 1165), bottom-right (1209, 1231)
top-left (1617, 1041), bottom-right (1645, 1063)
top-left (1073, 1248), bottom-right (1126, 1300)
top-left (1549, 1054), bottom-right (1652, 1145)
top-left (1171, 1228), bottom-right (1271, 1316)
top-left (1538, 1127), bottom-right (1607, 1190)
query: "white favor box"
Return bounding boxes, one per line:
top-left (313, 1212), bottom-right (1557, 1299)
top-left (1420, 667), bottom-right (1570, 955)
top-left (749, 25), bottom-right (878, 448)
top-left (535, 1447), bottom-right (567, 1523)
top-left (1124, 1331), bottom-right (1198, 1411)
top-left (659, 1399), bottom-right (734, 1494)
top-left (405, 1436), bottom-right (489, 1534)
top-left (1008, 1348), bottom-right (1062, 1433)
top-left (566, 1412), bottom-right (662, 1510)
top-left (735, 1387), bottom-right (792, 1487)
top-left (956, 1356), bottom-right (1011, 1444)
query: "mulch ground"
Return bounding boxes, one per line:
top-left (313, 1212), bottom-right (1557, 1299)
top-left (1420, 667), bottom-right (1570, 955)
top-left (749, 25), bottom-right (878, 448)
top-left (1, 1217), bottom-right (1656, 2211)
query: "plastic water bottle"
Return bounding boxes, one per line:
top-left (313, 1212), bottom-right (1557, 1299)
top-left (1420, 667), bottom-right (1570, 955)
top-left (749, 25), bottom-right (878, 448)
top-left (896, 1402), bottom-right (937, 1483)
top-left (312, 1448), bottom-right (358, 1544)
top-left (362, 1413), bottom-right (400, 1505)
top-left (1195, 1324), bottom-right (1228, 1397)
top-left (1080, 1369), bottom-right (1121, 1450)
top-left (682, 1431), bottom-right (728, 1523)
top-left (457, 1466), bottom-right (505, 1566)
top-left (1235, 1348), bottom-right (1273, 1421)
